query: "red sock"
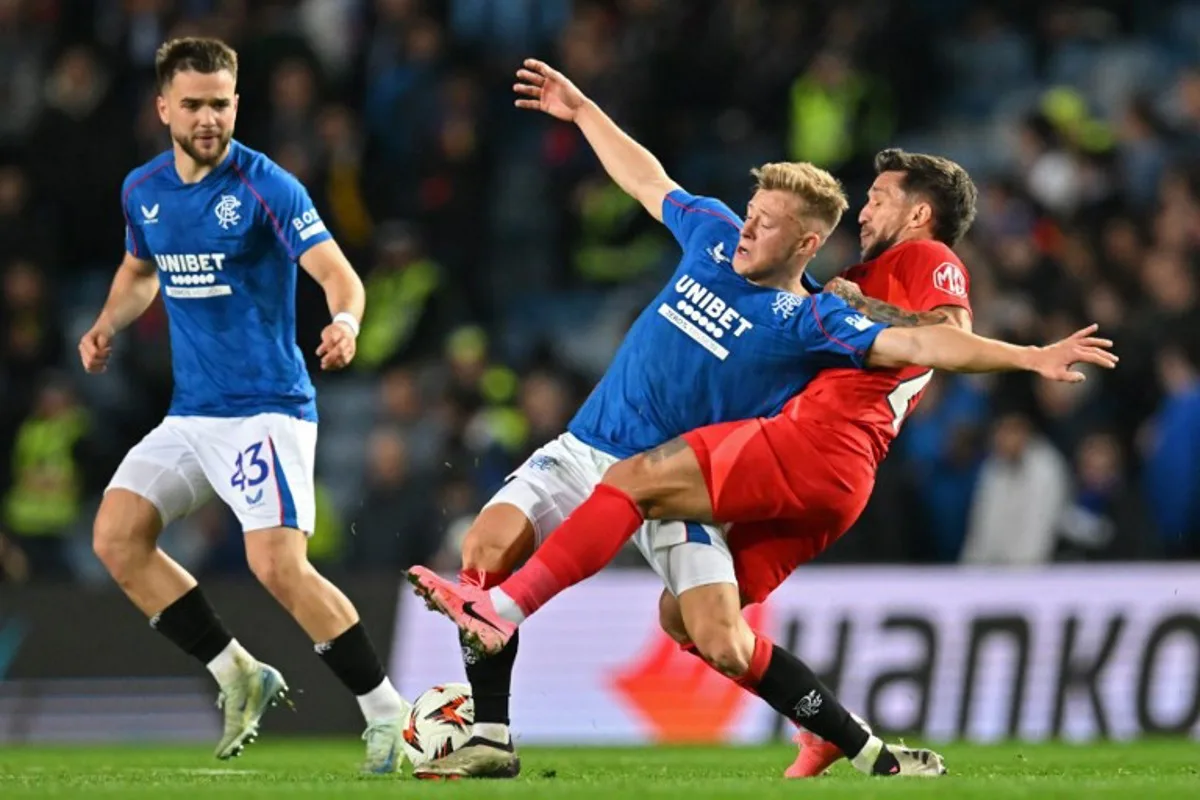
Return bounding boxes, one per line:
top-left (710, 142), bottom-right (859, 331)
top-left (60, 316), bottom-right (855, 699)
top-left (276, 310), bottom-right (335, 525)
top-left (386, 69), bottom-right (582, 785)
top-left (680, 633), bottom-right (773, 694)
top-left (734, 633), bottom-right (774, 690)
top-left (459, 568), bottom-right (511, 590)
top-left (497, 483), bottom-right (643, 616)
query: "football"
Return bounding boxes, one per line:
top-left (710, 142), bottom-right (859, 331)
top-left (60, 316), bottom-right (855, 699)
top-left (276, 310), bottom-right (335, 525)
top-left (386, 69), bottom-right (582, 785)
top-left (402, 683), bottom-right (475, 768)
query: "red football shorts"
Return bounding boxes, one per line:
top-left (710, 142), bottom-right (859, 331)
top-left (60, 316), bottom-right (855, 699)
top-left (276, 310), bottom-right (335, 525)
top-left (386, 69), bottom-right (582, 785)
top-left (681, 415), bottom-right (875, 604)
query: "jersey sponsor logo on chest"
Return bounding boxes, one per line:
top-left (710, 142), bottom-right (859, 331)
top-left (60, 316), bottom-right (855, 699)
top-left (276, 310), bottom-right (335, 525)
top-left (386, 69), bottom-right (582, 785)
top-left (658, 275), bottom-right (755, 361)
top-left (153, 253), bottom-right (233, 298)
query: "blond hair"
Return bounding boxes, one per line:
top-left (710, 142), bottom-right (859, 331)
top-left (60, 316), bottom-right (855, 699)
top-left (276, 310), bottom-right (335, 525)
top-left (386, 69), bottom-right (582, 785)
top-left (751, 162), bottom-right (848, 236)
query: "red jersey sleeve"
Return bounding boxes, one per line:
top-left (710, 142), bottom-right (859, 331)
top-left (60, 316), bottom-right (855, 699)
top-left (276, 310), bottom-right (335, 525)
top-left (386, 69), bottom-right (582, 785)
top-left (893, 240), bottom-right (972, 315)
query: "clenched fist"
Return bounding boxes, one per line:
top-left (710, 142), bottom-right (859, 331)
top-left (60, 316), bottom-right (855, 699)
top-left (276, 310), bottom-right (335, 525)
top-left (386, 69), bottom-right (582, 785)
top-left (79, 322), bottom-right (116, 374)
top-left (317, 320), bottom-right (357, 370)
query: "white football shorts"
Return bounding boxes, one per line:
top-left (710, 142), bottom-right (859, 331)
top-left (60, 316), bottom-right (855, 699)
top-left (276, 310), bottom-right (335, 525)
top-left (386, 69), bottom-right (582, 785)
top-left (485, 432), bottom-right (734, 596)
top-left (106, 413), bottom-right (318, 534)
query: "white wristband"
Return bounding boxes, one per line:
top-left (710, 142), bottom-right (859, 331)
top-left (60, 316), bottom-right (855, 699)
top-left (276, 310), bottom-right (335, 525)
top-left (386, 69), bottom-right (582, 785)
top-left (332, 312), bottom-right (360, 338)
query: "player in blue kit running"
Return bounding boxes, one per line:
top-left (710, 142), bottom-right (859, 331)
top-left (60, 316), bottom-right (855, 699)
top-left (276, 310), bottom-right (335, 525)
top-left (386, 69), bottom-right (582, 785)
top-left (78, 38), bottom-right (409, 773)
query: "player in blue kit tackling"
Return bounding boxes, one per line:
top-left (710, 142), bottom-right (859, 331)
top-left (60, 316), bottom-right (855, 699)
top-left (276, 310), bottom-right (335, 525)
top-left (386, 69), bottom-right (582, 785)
top-left (78, 38), bottom-right (409, 773)
top-left (404, 59), bottom-right (1117, 780)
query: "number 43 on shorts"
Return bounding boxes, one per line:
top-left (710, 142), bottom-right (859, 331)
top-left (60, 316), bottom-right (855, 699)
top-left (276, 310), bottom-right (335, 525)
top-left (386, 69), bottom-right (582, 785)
top-left (231, 441), bottom-right (271, 505)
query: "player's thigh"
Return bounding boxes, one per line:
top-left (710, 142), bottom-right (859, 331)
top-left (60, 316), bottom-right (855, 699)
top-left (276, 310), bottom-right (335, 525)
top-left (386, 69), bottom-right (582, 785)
top-left (182, 413), bottom-right (318, 536)
top-left (480, 433), bottom-right (612, 554)
top-left (602, 439), bottom-right (714, 522)
top-left (101, 420), bottom-right (214, 543)
top-left (681, 417), bottom-right (802, 523)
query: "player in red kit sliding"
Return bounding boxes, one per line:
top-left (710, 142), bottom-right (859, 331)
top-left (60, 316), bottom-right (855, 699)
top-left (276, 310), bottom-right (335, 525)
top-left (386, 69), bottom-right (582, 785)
top-left (410, 144), bottom-right (1116, 777)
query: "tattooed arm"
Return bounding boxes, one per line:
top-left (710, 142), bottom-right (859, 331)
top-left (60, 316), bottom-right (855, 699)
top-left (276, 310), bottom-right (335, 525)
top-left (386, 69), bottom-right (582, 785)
top-left (824, 277), bottom-right (951, 328)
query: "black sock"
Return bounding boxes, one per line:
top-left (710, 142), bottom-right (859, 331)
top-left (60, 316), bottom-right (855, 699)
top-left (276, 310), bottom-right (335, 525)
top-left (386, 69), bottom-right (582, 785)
top-left (463, 629), bottom-right (519, 727)
top-left (756, 645), bottom-right (871, 758)
top-left (316, 621), bottom-right (386, 696)
top-left (150, 586), bottom-right (234, 664)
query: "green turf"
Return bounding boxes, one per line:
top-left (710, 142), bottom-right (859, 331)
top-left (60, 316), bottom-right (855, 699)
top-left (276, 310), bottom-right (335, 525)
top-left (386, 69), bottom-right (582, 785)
top-left (0, 740), bottom-right (1196, 798)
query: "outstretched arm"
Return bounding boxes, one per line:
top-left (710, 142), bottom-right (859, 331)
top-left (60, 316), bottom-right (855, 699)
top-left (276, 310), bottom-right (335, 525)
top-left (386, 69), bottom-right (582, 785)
top-left (514, 59), bottom-right (679, 221)
top-left (824, 276), bottom-right (973, 331)
top-left (823, 278), bottom-right (952, 328)
top-left (867, 323), bottom-right (1118, 382)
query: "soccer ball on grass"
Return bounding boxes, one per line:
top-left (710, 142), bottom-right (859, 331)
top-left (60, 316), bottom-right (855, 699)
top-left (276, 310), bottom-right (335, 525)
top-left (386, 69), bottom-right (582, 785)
top-left (401, 682), bottom-right (475, 768)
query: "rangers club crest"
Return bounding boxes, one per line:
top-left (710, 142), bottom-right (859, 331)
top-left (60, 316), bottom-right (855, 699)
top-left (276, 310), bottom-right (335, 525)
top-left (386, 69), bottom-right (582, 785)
top-left (771, 291), bottom-right (803, 320)
top-left (214, 194), bottom-right (242, 229)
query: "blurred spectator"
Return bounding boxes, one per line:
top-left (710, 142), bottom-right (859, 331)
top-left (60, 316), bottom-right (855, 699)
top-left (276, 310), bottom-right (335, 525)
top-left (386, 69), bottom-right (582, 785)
top-left (1143, 330), bottom-right (1200, 556)
top-left (376, 365), bottom-right (444, 473)
top-left (355, 222), bottom-right (451, 368)
top-left (0, 0), bottom-right (50, 144)
top-left (27, 45), bottom-right (134, 273)
top-left (315, 104), bottom-right (373, 254)
top-left (1117, 95), bottom-right (1170, 208)
top-left (1057, 432), bottom-right (1150, 560)
top-left (1016, 112), bottom-right (1082, 215)
top-left (0, 161), bottom-right (56, 268)
top-left (347, 425), bottom-right (440, 569)
top-left (895, 375), bottom-right (989, 561)
top-left (0, 531), bottom-right (28, 582)
top-left (961, 412), bottom-right (1071, 566)
top-left (1, 376), bottom-right (96, 580)
top-left (0, 260), bottom-right (63, 395)
top-left (787, 49), bottom-right (894, 176)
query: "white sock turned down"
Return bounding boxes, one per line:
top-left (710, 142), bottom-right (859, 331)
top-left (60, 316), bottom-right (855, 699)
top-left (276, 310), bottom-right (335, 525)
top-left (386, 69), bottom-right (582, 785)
top-left (487, 589), bottom-right (526, 625)
top-left (206, 639), bottom-right (255, 687)
top-left (357, 677), bottom-right (409, 723)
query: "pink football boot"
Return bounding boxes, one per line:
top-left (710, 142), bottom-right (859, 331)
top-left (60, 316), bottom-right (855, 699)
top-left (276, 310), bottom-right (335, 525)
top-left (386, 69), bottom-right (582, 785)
top-left (407, 566), bottom-right (517, 656)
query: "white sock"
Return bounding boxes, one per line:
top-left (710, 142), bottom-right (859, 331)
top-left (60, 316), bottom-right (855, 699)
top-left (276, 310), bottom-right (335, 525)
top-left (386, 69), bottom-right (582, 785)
top-left (206, 638), bottom-right (254, 687)
top-left (472, 722), bottom-right (510, 744)
top-left (849, 735), bottom-right (885, 775)
top-left (488, 588), bottom-right (526, 625)
top-left (357, 677), bottom-right (409, 723)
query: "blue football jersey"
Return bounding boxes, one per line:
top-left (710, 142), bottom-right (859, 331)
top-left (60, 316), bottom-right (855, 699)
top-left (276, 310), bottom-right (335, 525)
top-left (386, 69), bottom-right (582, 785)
top-left (567, 189), bottom-right (889, 458)
top-left (121, 141), bottom-right (332, 421)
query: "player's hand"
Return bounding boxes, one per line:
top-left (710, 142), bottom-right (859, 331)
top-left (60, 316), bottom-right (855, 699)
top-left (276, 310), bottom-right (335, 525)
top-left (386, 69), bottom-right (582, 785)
top-left (79, 322), bottom-right (115, 374)
top-left (1031, 324), bottom-right (1118, 383)
top-left (317, 321), bottom-right (356, 371)
top-left (514, 58), bottom-right (587, 122)
top-left (825, 277), bottom-right (864, 306)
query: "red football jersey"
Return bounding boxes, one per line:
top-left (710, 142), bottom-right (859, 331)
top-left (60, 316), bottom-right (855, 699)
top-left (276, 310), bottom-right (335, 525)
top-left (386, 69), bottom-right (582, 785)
top-left (783, 239), bottom-right (972, 465)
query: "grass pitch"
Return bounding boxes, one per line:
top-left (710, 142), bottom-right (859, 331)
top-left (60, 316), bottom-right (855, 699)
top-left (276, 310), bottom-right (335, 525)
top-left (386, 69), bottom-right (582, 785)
top-left (0, 739), bottom-right (1195, 798)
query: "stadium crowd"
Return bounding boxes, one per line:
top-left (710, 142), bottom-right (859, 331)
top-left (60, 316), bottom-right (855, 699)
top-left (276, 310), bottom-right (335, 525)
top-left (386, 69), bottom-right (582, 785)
top-left (1, 0), bottom-right (1198, 583)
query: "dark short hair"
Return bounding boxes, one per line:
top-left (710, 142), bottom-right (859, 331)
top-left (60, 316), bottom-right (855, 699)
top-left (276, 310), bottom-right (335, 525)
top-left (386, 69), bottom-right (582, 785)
top-left (155, 37), bottom-right (238, 91)
top-left (874, 148), bottom-right (978, 246)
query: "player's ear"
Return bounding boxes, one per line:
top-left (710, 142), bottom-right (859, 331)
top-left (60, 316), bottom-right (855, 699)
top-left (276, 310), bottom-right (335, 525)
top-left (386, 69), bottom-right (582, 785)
top-left (910, 201), bottom-right (933, 232)
top-left (233, 93), bottom-right (240, 114)
top-left (797, 230), bottom-right (823, 259)
top-left (155, 93), bottom-right (169, 125)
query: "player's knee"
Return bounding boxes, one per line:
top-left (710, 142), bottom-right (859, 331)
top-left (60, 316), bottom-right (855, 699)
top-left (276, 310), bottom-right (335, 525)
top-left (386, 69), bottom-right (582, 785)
top-left (657, 591), bottom-right (690, 645)
top-left (92, 494), bottom-right (158, 581)
top-left (460, 519), bottom-right (533, 573)
top-left (690, 620), bottom-right (754, 679)
top-left (246, 539), bottom-right (307, 597)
